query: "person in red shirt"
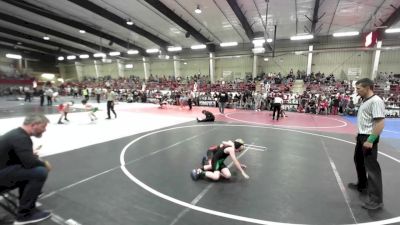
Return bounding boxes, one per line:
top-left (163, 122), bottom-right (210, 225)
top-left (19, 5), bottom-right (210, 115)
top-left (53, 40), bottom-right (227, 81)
top-left (57, 101), bottom-right (74, 124)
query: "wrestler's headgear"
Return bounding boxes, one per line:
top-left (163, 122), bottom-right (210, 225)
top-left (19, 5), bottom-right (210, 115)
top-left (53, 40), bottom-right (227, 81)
top-left (234, 139), bottom-right (245, 150)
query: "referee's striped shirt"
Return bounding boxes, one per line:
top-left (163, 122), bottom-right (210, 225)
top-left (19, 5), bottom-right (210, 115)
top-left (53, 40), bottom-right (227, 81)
top-left (357, 95), bottom-right (385, 134)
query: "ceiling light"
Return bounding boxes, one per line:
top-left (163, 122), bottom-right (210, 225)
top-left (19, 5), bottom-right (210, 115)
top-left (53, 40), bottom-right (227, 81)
top-left (67, 55), bottom-right (76, 60)
top-left (41, 73), bottom-right (55, 79)
top-left (57, 56), bottom-right (64, 61)
top-left (93, 53), bottom-right (106, 58)
top-left (109, 51), bottom-right (121, 56)
top-left (290, 34), bottom-right (314, 41)
top-left (79, 30), bottom-right (86, 34)
top-left (146, 48), bottom-right (159, 53)
top-left (126, 19), bottom-right (133, 25)
top-left (191, 44), bottom-right (206, 50)
top-left (43, 35), bottom-right (50, 40)
top-left (125, 64), bottom-right (133, 68)
top-left (57, 78), bottom-right (64, 83)
top-left (17, 42), bottom-right (22, 45)
top-left (79, 54), bottom-right (89, 59)
top-left (167, 46), bottom-right (182, 52)
top-left (5, 54), bottom-right (22, 59)
top-left (252, 47), bottom-right (265, 54)
top-left (127, 49), bottom-right (139, 54)
top-left (220, 42), bottom-right (238, 47)
top-left (264, 58), bottom-right (269, 61)
top-left (252, 39), bottom-right (265, 45)
top-left (385, 28), bottom-right (400, 33)
top-left (195, 5), bottom-right (201, 14)
top-left (183, 62), bottom-right (187, 65)
top-left (165, 55), bottom-right (170, 59)
top-left (333, 31), bottom-right (359, 37)
top-left (267, 38), bottom-right (273, 43)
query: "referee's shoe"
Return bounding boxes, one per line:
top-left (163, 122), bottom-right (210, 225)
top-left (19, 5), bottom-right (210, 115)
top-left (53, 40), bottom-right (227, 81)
top-left (347, 182), bottom-right (367, 193)
top-left (362, 200), bottom-right (384, 210)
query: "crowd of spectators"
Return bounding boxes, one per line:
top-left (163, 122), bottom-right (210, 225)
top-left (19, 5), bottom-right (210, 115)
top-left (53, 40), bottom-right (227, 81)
top-left (1, 69), bottom-right (399, 117)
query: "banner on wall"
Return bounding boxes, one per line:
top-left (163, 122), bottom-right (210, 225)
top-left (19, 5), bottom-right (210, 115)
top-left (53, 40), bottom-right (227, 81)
top-left (347, 68), bottom-right (361, 76)
top-left (222, 71), bottom-right (232, 77)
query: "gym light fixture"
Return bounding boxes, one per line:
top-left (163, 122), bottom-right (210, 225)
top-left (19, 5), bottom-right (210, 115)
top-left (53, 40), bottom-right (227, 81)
top-left (43, 35), bottom-right (50, 40)
top-left (385, 28), bottom-right (400, 33)
top-left (333, 31), bottom-right (359, 37)
top-left (109, 52), bottom-right (121, 56)
top-left (79, 54), bottom-right (89, 59)
top-left (67, 55), bottom-right (76, 60)
top-left (290, 34), bottom-right (314, 41)
top-left (267, 38), bottom-right (273, 43)
top-left (125, 64), bottom-right (133, 68)
top-left (127, 49), bottom-right (139, 54)
top-left (220, 42), bottom-right (238, 47)
top-left (93, 53), bottom-right (106, 58)
top-left (79, 30), bottom-right (86, 34)
top-left (191, 44), bottom-right (206, 50)
top-left (146, 49), bottom-right (159, 53)
top-left (252, 47), bottom-right (265, 54)
top-left (252, 39), bottom-right (265, 45)
top-left (195, 5), bottom-right (202, 14)
top-left (6, 54), bottom-right (22, 59)
top-left (57, 56), bottom-right (64, 61)
top-left (167, 46), bottom-right (182, 52)
top-left (126, 19), bottom-right (133, 25)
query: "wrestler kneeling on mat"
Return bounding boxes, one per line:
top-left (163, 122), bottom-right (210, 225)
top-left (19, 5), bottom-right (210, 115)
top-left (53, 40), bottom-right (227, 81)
top-left (191, 139), bottom-right (249, 181)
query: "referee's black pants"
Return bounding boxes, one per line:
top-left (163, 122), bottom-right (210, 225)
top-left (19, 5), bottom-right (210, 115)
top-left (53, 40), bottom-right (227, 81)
top-left (107, 101), bottom-right (117, 118)
top-left (354, 134), bottom-right (383, 203)
top-left (272, 103), bottom-right (281, 120)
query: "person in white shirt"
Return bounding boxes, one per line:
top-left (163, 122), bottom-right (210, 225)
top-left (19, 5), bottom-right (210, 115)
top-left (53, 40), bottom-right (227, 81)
top-left (272, 94), bottom-right (284, 120)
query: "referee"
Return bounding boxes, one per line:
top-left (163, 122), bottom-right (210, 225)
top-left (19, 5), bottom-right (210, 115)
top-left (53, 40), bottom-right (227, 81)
top-left (105, 87), bottom-right (117, 119)
top-left (348, 78), bottom-right (385, 210)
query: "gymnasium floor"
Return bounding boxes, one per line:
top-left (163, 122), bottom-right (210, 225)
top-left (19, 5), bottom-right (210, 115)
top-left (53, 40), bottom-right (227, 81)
top-left (1, 96), bottom-right (400, 225)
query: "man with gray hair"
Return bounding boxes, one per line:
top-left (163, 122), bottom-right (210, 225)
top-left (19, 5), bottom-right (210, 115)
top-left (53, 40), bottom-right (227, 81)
top-left (0, 113), bottom-right (52, 224)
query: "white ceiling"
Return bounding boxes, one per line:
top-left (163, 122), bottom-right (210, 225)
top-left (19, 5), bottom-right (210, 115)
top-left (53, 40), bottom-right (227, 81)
top-left (0, 0), bottom-right (399, 57)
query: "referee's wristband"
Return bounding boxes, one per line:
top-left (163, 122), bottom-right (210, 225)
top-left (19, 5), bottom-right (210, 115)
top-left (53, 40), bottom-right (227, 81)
top-left (367, 134), bottom-right (378, 143)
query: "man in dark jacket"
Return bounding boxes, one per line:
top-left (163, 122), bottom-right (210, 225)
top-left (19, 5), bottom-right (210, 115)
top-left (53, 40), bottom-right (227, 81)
top-left (218, 91), bottom-right (229, 114)
top-left (0, 114), bottom-right (52, 224)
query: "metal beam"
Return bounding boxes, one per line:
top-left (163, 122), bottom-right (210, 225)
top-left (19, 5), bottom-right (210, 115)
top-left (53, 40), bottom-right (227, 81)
top-left (0, 12), bottom-right (113, 52)
top-left (226, 0), bottom-right (254, 40)
top-left (0, 36), bottom-right (58, 55)
top-left (361, 0), bottom-right (387, 33)
top-left (1, 0), bottom-right (146, 55)
top-left (311, 0), bottom-right (320, 33)
top-left (381, 3), bottom-right (400, 28)
top-left (378, 3), bottom-right (400, 39)
top-left (327, 0), bottom-right (341, 34)
top-left (68, 0), bottom-right (170, 49)
top-left (0, 26), bottom-right (91, 55)
top-left (143, 0), bottom-right (213, 47)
